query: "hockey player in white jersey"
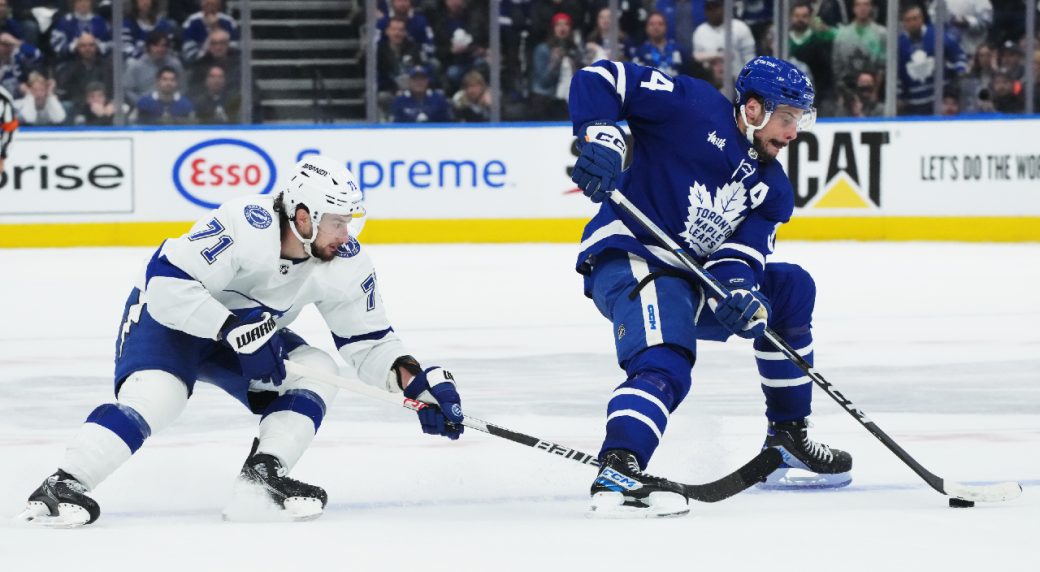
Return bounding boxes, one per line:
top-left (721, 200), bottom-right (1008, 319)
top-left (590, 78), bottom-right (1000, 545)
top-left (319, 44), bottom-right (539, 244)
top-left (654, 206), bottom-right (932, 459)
top-left (18, 155), bottom-right (465, 527)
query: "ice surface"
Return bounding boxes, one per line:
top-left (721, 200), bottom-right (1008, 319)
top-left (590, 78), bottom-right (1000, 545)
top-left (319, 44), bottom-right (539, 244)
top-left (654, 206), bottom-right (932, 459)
top-left (1, 242), bottom-right (1038, 571)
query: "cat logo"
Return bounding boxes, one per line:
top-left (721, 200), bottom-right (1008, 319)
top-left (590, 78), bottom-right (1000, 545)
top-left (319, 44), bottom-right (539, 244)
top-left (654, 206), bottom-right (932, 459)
top-left (787, 130), bottom-right (890, 209)
top-left (617, 324), bottom-right (626, 340)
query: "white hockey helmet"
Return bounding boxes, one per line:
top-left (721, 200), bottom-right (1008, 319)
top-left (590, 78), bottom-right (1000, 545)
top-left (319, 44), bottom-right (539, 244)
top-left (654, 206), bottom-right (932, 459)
top-left (280, 155), bottom-right (366, 246)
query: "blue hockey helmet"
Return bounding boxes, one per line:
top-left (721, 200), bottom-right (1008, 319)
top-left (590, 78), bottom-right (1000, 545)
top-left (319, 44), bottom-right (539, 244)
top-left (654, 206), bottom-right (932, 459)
top-left (734, 56), bottom-right (816, 134)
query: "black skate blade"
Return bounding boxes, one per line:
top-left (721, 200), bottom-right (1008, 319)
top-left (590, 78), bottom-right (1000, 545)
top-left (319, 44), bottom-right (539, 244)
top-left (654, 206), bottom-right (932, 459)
top-left (680, 448), bottom-right (784, 503)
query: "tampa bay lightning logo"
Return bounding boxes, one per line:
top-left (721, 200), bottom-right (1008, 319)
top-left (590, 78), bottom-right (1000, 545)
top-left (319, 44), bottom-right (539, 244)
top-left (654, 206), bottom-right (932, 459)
top-left (450, 404), bottom-right (463, 418)
top-left (243, 205), bottom-right (272, 229)
top-left (335, 236), bottom-right (362, 258)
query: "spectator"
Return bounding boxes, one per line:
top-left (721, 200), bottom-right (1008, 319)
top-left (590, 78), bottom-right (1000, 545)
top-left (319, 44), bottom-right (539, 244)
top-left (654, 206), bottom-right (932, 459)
top-left (789, 0), bottom-right (837, 112)
top-left (854, 69), bottom-right (884, 116)
top-left (377, 0), bottom-right (435, 60)
top-left (587, 0), bottom-right (646, 45)
top-left (832, 0), bottom-right (886, 87)
top-left (738, 0), bottom-right (774, 42)
top-left (134, 66), bottom-right (194, 124)
top-left (0, 0), bottom-right (24, 40)
top-left (182, 0), bottom-right (238, 64)
top-left (377, 16), bottom-right (424, 95)
top-left (940, 86), bottom-right (961, 115)
top-left (636, 11), bottom-right (686, 78)
top-left (55, 31), bottom-right (111, 107)
top-left (51, 0), bottom-right (112, 61)
top-left (654, 0), bottom-right (703, 57)
top-left (812, 0), bottom-right (849, 28)
top-left (960, 40), bottom-right (996, 111)
top-left (835, 85), bottom-right (865, 116)
top-left (15, 72), bottom-right (66, 125)
top-left (692, 0), bottom-right (755, 80)
top-left (188, 28), bottom-right (240, 93)
top-left (1032, 49), bottom-right (1040, 111)
top-left (897, 3), bottom-right (967, 115)
top-left (122, 0), bottom-right (179, 59)
top-left (73, 80), bottom-right (115, 125)
top-left (584, 7), bottom-right (632, 65)
top-left (432, 0), bottom-right (488, 92)
top-left (125, 30), bottom-right (184, 105)
top-left (931, 0), bottom-right (991, 59)
top-left (989, 0), bottom-right (1024, 47)
top-left (193, 64), bottom-right (239, 123)
top-left (998, 40), bottom-right (1024, 79)
top-left (530, 12), bottom-right (582, 120)
top-left (0, 31), bottom-right (39, 95)
top-left (390, 65), bottom-right (452, 122)
top-left (529, 0), bottom-right (586, 45)
top-left (990, 68), bottom-right (1023, 112)
top-left (451, 69), bottom-right (491, 121)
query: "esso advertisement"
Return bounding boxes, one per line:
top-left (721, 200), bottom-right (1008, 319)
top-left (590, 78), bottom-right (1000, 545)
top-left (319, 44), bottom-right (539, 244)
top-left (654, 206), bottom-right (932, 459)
top-left (172, 138), bottom-right (277, 209)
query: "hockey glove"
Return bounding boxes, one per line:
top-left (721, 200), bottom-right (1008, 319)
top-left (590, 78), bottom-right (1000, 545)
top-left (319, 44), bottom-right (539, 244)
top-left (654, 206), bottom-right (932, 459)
top-left (708, 289), bottom-right (771, 339)
top-left (220, 309), bottom-right (286, 386)
top-left (403, 367), bottom-right (464, 440)
top-left (572, 121), bottom-right (626, 202)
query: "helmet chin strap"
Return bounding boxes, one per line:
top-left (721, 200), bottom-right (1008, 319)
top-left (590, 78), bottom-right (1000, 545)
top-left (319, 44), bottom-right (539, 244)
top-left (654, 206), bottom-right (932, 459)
top-left (288, 215), bottom-right (317, 258)
top-left (739, 104), bottom-right (772, 145)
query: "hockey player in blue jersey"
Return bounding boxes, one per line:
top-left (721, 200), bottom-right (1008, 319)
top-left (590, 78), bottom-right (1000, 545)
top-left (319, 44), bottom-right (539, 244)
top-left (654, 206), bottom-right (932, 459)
top-left (569, 56), bottom-right (852, 517)
top-left (18, 155), bottom-right (465, 527)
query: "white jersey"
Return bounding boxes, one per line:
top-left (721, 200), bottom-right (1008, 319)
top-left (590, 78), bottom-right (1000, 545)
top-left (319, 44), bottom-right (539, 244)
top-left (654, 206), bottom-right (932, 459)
top-left (136, 195), bottom-right (407, 390)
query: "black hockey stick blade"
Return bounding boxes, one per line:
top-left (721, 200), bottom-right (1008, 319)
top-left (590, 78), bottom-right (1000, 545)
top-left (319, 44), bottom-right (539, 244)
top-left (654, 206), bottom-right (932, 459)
top-left (475, 416), bottom-right (782, 503)
top-left (681, 447), bottom-right (782, 503)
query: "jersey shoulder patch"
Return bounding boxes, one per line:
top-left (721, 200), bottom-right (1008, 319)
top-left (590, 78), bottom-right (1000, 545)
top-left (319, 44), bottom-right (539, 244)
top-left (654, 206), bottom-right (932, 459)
top-left (243, 204), bottom-right (273, 229)
top-left (335, 236), bottom-right (362, 258)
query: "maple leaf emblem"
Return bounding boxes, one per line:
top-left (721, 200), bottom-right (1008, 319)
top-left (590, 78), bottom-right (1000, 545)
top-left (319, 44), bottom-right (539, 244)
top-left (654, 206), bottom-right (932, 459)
top-left (679, 181), bottom-right (749, 256)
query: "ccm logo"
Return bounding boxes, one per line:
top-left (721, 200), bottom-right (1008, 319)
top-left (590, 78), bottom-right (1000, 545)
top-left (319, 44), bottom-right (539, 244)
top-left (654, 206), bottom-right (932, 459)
top-left (173, 138), bottom-right (277, 209)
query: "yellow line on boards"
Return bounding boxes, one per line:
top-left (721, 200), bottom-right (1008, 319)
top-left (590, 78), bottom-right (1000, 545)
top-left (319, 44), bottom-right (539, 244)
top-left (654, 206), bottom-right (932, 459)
top-left (0, 217), bottom-right (1038, 247)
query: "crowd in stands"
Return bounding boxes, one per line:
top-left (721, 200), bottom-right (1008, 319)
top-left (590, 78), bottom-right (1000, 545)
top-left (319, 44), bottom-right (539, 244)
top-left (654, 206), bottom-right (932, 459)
top-left (4, 0), bottom-right (1035, 127)
top-left (376, 0), bottom-right (1040, 122)
top-left (1, 0), bottom-right (244, 126)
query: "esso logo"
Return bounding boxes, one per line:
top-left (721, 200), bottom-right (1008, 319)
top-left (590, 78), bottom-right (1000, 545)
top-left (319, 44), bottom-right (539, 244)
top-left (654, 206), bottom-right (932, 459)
top-left (172, 138), bottom-right (277, 209)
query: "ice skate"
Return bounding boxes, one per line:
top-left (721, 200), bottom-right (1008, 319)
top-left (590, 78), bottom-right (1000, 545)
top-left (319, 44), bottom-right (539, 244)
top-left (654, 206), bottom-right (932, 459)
top-left (224, 452), bottom-right (328, 522)
top-left (588, 449), bottom-right (689, 518)
top-left (17, 470), bottom-right (100, 528)
top-left (760, 419), bottom-right (853, 490)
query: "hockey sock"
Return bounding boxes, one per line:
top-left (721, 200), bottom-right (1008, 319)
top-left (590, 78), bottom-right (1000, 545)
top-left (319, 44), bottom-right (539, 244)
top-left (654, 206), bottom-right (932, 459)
top-left (755, 327), bottom-right (813, 422)
top-left (256, 389), bottom-right (326, 471)
top-left (601, 346), bottom-right (692, 468)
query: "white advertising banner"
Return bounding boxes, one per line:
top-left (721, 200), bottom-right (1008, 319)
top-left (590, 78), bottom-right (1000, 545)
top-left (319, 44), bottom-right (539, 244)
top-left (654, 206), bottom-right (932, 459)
top-left (781, 118), bottom-right (1040, 216)
top-left (1, 118), bottom-right (1039, 225)
top-left (0, 125), bottom-right (591, 223)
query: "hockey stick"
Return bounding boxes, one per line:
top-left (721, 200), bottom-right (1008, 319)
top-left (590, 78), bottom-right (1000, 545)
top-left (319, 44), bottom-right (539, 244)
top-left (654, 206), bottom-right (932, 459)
top-left (608, 190), bottom-right (1023, 503)
top-left (285, 361), bottom-right (782, 503)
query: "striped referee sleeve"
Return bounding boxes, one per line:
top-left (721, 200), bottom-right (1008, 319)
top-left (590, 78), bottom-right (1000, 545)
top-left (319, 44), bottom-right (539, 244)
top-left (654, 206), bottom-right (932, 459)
top-left (0, 86), bottom-right (16, 159)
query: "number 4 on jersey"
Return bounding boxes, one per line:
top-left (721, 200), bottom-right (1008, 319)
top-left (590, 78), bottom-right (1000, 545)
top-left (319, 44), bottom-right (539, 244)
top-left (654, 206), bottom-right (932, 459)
top-left (640, 70), bottom-right (674, 92)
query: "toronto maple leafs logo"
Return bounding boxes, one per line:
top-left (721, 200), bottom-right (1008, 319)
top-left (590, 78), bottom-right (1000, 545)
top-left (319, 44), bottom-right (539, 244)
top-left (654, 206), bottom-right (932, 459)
top-left (679, 181), bottom-right (750, 256)
top-left (906, 49), bottom-right (934, 82)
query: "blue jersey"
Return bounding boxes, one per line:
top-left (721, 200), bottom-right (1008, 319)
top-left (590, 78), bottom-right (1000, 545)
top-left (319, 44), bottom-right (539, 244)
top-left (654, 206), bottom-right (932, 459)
top-left (569, 60), bottom-right (795, 294)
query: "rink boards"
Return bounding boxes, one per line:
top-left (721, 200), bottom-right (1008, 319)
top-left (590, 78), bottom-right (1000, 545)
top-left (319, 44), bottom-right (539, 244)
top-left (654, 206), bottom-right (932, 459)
top-left (0, 117), bottom-right (1038, 247)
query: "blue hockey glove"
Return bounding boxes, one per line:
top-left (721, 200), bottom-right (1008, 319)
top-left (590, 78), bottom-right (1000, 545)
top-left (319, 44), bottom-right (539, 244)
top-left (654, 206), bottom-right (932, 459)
top-left (403, 367), bottom-right (464, 440)
top-left (708, 289), bottom-right (771, 339)
top-left (220, 309), bottom-right (286, 386)
top-left (572, 121), bottom-right (626, 202)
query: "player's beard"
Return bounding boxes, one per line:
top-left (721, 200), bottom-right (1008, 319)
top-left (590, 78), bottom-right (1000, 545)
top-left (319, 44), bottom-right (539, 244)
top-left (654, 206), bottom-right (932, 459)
top-left (751, 132), bottom-right (779, 163)
top-left (313, 240), bottom-right (341, 262)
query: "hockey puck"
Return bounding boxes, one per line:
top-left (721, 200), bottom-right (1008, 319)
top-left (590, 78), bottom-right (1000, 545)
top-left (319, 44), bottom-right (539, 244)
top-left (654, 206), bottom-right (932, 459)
top-left (948, 498), bottom-right (975, 508)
